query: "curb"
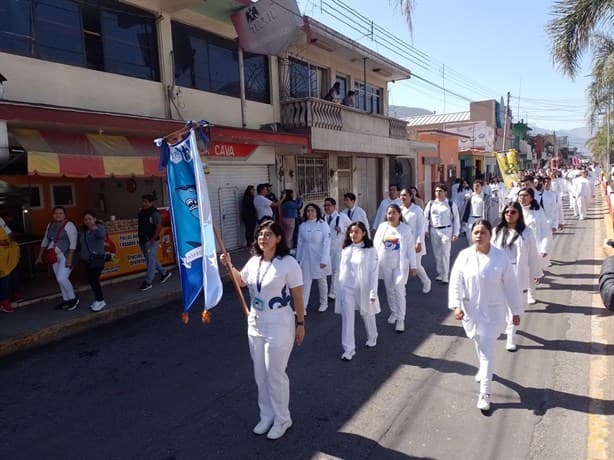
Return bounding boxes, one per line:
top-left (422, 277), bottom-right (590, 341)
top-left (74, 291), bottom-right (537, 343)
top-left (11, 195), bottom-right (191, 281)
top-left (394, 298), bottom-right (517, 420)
top-left (0, 287), bottom-right (182, 359)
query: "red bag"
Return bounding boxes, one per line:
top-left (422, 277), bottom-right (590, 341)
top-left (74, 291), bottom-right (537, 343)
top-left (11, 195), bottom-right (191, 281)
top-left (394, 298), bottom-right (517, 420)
top-left (42, 222), bottom-right (67, 265)
top-left (42, 248), bottom-right (57, 265)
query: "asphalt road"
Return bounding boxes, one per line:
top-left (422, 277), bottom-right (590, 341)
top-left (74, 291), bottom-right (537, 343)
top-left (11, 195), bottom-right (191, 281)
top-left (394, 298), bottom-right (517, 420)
top-left (1, 196), bottom-right (612, 460)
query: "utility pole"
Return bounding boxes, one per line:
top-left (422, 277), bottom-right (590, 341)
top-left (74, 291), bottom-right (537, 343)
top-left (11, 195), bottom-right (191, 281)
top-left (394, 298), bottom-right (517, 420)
top-left (502, 91), bottom-right (511, 151)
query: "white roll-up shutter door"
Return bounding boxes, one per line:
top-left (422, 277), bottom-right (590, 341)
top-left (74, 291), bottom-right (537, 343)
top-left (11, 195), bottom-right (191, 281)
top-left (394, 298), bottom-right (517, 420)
top-left (206, 163), bottom-right (270, 250)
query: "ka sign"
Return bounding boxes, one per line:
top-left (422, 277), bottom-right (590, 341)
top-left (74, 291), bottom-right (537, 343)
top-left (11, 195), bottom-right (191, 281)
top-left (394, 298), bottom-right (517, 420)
top-left (231, 0), bottom-right (302, 56)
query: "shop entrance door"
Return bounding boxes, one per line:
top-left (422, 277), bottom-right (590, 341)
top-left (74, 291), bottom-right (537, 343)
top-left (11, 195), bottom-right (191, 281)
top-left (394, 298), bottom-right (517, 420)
top-left (217, 186), bottom-right (240, 250)
top-left (337, 157), bottom-right (352, 205)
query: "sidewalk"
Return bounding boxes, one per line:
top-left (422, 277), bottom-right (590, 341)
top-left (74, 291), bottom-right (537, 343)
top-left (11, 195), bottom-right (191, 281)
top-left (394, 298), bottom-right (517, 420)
top-left (0, 247), bottom-right (252, 358)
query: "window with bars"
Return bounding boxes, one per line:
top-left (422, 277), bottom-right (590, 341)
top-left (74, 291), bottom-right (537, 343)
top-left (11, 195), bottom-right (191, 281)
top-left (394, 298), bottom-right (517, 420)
top-left (297, 157), bottom-right (328, 201)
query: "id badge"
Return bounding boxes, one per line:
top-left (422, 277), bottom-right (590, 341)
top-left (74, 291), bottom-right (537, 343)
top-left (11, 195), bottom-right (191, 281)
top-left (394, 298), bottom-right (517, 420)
top-left (252, 296), bottom-right (265, 311)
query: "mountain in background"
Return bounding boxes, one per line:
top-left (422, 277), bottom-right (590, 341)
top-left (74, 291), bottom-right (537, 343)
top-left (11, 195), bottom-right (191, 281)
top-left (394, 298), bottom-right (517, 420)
top-left (389, 105), bottom-right (435, 118)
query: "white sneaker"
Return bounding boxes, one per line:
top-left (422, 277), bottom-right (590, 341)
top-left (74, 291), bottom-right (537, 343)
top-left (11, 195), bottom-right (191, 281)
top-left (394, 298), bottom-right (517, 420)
top-left (90, 300), bottom-right (106, 312)
top-left (387, 313), bottom-right (397, 324)
top-left (422, 280), bottom-right (432, 294)
top-left (252, 419), bottom-right (274, 435)
top-left (506, 334), bottom-right (517, 352)
top-left (435, 276), bottom-right (443, 282)
top-left (527, 295), bottom-right (537, 305)
top-left (266, 420), bottom-right (292, 440)
top-left (328, 293), bottom-right (336, 300)
top-left (477, 393), bottom-right (491, 411)
top-left (474, 370), bottom-right (484, 382)
top-left (341, 350), bottom-right (356, 361)
top-left (318, 304), bottom-right (328, 312)
top-left (395, 319), bottom-right (405, 333)
top-left (365, 336), bottom-right (377, 348)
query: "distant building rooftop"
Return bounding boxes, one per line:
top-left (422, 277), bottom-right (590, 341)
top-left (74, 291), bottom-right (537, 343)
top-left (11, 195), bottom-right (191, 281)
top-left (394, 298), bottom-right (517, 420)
top-left (403, 111), bottom-right (471, 127)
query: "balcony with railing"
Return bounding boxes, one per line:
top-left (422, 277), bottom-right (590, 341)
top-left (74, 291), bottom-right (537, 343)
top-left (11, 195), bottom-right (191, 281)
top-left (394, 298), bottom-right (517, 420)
top-left (280, 98), bottom-right (408, 140)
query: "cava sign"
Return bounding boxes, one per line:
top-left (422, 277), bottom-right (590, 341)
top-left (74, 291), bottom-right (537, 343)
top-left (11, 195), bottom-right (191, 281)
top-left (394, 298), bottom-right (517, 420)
top-left (231, 0), bottom-right (302, 56)
top-left (204, 142), bottom-right (257, 158)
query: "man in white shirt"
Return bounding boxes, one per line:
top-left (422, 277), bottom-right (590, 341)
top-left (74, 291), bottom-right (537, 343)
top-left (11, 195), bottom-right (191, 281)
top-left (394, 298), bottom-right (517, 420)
top-left (371, 185), bottom-right (401, 235)
top-left (462, 180), bottom-right (490, 243)
top-left (253, 183), bottom-right (275, 221)
top-left (572, 169), bottom-right (592, 220)
top-left (424, 184), bottom-right (460, 284)
top-left (323, 197), bottom-right (351, 299)
top-left (343, 192), bottom-right (370, 237)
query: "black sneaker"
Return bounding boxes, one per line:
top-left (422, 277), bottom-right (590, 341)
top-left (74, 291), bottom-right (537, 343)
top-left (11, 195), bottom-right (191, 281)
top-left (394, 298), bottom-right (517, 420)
top-left (160, 271), bottom-right (172, 284)
top-left (54, 300), bottom-right (69, 310)
top-left (66, 298), bottom-right (79, 311)
top-left (138, 281), bottom-right (152, 291)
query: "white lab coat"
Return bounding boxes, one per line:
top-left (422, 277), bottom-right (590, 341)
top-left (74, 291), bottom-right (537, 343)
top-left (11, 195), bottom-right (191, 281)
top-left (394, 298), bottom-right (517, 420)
top-left (521, 205), bottom-right (550, 255)
top-left (325, 211), bottom-right (351, 273)
top-left (449, 245), bottom-right (522, 339)
top-left (373, 221), bottom-right (417, 285)
top-left (491, 226), bottom-right (543, 293)
top-left (334, 244), bottom-right (380, 316)
top-left (344, 205), bottom-right (370, 236)
top-left (372, 197), bottom-right (402, 230)
top-left (402, 203), bottom-right (426, 256)
top-left (296, 219), bottom-right (332, 278)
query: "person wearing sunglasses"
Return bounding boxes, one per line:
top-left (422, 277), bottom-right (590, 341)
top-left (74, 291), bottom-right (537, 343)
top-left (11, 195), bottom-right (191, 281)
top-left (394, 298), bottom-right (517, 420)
top-left (491, 202), bottom-right (543, 351)
top-left (516, 188), bottom-right (550, 304)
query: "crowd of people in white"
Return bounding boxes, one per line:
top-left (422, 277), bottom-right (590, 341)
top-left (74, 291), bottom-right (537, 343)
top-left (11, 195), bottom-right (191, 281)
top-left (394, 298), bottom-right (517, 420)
top-left (224, 163), bottom-right (602, 439)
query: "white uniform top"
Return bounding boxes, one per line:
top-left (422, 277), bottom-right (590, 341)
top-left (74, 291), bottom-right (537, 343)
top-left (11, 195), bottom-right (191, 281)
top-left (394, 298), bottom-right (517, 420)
top-left (345, 205), bottom-right (370, 235)
top-left (469, 192), bottom-right (486, 218)
top-left (521, 205), bottom-right (550, 254)
top-left (572, 176), bottom-right (591, 199)
top-left (491, 226), bottom-right (543, 292)
top-left (425, 199), bottom-right (461, 237)
top-left (296, 218), bottom-right (332, 278)
top-left (401, 203), bottom-right (426, 256)
top-left (325, 210), bottom-right (351, 271)
top-left (374, 221), bottom-right (417, 284)
top-left (240, 255), bottom-right (303, 336)
top-left (449, 245), bottom-right (522, 339)
top-left (0, 217), bottom-right (11, 235)
top-left (372, 197), bottom-right (401, 230)
top-left (537, 189), bottom-right (559, 229)
top-left (335, 243), bottom-right (380, 316)
top-left (253, 195), bottom-right (273, 220)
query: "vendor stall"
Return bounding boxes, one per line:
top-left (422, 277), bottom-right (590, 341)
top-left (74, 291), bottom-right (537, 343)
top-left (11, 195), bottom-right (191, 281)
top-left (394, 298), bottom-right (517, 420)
top-left (100, 209), bottom-right (175, 280)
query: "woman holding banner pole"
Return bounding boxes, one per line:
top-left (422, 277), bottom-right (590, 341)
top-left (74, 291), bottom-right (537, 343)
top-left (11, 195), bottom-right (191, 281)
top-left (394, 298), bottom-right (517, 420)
top-left (220, 220), bottom-right (305, 440)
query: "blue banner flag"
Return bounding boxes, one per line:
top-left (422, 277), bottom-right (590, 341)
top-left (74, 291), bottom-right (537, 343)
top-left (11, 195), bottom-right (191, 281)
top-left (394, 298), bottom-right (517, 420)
top-left (157, 124), bottom-right (223, 316)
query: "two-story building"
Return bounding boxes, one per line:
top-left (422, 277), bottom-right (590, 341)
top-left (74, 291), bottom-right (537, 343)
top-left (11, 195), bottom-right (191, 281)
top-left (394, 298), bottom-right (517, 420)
top-left (0, 0), bottom-right (423, 263)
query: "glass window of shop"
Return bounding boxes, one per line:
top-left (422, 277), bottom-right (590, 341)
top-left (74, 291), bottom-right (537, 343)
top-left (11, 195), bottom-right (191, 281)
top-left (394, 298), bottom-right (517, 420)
top-left (354, 81), bottom-right (382, 114)
top-left (172, 22), bottom-right (270, 103)
top-left (289, 57), bottom-right (323, 99)
top-left (0, 0), bottom-right (160, 81)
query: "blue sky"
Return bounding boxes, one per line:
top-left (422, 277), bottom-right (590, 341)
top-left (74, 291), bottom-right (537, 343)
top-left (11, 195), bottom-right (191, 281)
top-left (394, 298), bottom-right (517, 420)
top-left (297, 0), bottom-right (592, 131)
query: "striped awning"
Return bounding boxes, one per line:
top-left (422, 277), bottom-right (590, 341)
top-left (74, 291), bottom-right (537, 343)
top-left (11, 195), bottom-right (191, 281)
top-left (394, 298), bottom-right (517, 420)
top-left (12, 129), bottom-right (163, 178)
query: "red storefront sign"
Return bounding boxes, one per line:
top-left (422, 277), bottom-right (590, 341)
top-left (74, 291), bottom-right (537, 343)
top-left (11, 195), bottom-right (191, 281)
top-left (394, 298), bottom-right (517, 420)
top-left (204, 142), bottom-right (257, 158)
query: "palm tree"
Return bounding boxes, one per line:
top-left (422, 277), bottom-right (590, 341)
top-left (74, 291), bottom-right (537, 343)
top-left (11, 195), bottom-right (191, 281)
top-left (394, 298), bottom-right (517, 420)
top-left (586, 34), bottom-right (614, 126)
top-left (390, 0), bottom-right (415, 31)
top-left (547, 0), bottom-right (614, 78)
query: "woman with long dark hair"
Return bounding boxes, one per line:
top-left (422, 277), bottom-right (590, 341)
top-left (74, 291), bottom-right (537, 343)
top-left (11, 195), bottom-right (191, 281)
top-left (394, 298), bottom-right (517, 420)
top-left (79, 211), bottom-right (108, 312)
top-left (334, 221), bottom-right (380, 361)
top-left (373, 204), bottom-right (416, 333)
top-left (296, 203), bottom-right (331, 314)
top-left (516, 188), bottom-right (550, 304)
top-left (491, 202), bottom-right (543, 351)
top-left (220, 220), bottom-right (305, 440)
top-left (449, 219), bottom-right (522, 412)
top-left (241, 185), bottom-right (258, 247)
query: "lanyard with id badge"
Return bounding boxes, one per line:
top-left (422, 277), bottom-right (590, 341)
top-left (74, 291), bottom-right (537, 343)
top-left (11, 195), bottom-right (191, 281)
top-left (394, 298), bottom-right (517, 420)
top-left (253, 257), bottom-right (273, 311)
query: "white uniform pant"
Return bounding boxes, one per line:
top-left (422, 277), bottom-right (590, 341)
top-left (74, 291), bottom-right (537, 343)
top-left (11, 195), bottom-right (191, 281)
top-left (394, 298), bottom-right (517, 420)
top-left (575, 196), bottom-right (588, 219)
top-left (430, 227), bottom-right (452, 281)
top-left (302, 273), bottom-right (327, 310)
top-left (473, 329), bottom-right (498, 395)
top-left (248, 326), bottom-right (295, 426)
top-left (52, 252), bottom-right (75, 301)
top-left (568, 191), bottom-right (575, 211)
top-left (380, 264), bottom-right (406, 321)
top-left (340, 287), bottom-right (377, 354)
top-left (415, 253), bottom-right (430, 287)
